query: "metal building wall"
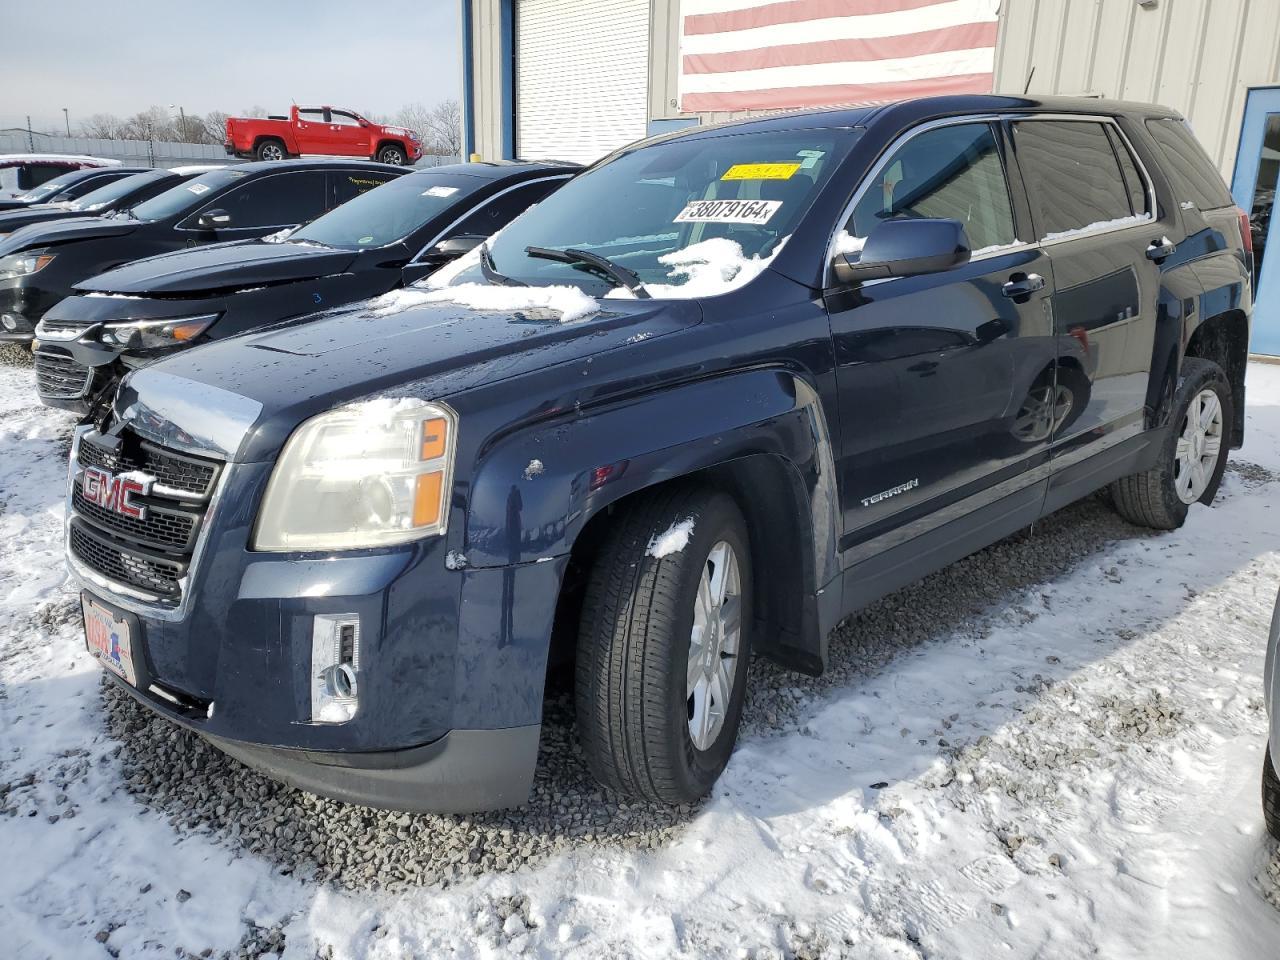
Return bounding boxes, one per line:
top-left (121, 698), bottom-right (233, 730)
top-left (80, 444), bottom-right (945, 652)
top-left (993, 0), bottom-right (1280, 179)
top-left (466, 0), bottom-right (508, 160)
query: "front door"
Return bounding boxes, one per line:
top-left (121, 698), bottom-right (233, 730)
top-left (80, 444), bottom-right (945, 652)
top-left (1231, 87), bottom-right (1280, 355)
top-left (826, 121), bottom-right (1057, 555)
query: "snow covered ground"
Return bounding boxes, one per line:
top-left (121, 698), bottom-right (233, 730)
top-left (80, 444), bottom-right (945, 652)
top-left (3, 360), bottom-right (1280, 959)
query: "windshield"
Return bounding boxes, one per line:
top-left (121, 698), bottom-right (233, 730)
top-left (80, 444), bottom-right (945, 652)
top-left (68, 171), bottom-right (166, 212)
top-left (18, 170), bottom-right (87, 203)
top-left (459, 127), bottom-right (859, 297)
top-left (289, 172), bottom-right (483, 250)
top-left (130, 169), bottom-right (248, 222)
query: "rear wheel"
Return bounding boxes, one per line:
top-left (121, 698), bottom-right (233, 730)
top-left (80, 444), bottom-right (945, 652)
top-left (575, 485), bottom-right (752, 804)
top-left (1264, 746), bottom-right (1280, 841)
top-left (255, 138), bottom-right (286, 161)
top-left (1110, 357), bottom-right (1232, 530)
top-left (377, 144), bottom-right (407, 165)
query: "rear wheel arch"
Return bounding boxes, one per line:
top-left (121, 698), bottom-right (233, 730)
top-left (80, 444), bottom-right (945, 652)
top-left (1183, 309), bottom-right (1248, 446)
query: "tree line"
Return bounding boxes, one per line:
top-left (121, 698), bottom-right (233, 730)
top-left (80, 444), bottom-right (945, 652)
top-left (66, 100), bottom-right (461, 156)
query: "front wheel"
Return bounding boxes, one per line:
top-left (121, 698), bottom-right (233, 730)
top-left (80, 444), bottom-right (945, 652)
top-left (575, 486), bottom-right (753, 804)
top-left (1264, 746), bottom-right (1280, 841)
top-left (377, 144), bottom-right (407, 165)
top-left (1110, 357), bottom-right (1232, 530)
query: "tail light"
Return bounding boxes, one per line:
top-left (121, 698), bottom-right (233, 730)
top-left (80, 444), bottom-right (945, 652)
top-left (1237, 207), bottom-right (1253, 257)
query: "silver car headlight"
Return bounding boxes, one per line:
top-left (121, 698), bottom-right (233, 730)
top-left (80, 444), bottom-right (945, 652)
top-left (0, 251), bottom-right (54, 281)
top-left (98, 313), bottom-right (219, 349)
top-left (253, 398), bottom-right (458, 552)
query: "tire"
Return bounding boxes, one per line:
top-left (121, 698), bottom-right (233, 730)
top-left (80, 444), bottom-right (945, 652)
top-left (255, 138), bottom-right (287, 162)
top-left (1110, 357), bottom-right (1232, 530)
top-left (575, 485), bottom-right (753, 804)
top-left (0, 341), bottom-right (33, 367)
top-left (1264, 745), bottom-right (1280, 841)
top-left (376, 144), bottom-right (407, 166)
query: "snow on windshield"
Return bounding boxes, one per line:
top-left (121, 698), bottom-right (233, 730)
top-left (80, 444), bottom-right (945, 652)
top-left (606, 236), bottom-right (789, 300)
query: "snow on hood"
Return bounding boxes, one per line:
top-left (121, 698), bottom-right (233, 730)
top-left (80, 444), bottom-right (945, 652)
top-left (369, 282), bottom-right (600, 324)
top-left (606, 236), bottom-right (789, 301)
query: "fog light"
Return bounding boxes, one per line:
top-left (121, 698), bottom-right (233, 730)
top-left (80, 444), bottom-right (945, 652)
top-left (311, 614), bottom-right (360, 723)
top-left (1, 314), bottom-right (17, 331)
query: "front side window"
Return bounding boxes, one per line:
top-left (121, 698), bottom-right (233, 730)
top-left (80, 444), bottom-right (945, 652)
top-left (459, 127), bottom-right (860, 297)
top-left (330, 110), bottom-right (363, 128)
top-left (203, 171), bottom-right (328, 228)
top-left (844, 122), bottom-right (1016, 253)
top-left (1014, 120), bottom-right (1139, 237)
top-left (131, 169), bottom-right (250, 222)
top-left (442, 179), bottom-right (568, 241)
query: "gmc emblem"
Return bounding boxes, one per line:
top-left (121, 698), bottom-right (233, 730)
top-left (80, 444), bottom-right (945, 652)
top-left (82, 466), bottom-right (153, 520)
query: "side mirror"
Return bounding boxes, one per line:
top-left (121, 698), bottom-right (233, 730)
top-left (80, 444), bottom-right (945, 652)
top-left (832, 218), bottom-right (970, 285)
top-left (429, 234), bottom-right (486, 260)
top-left (196, 208), bottom-right (232, 230)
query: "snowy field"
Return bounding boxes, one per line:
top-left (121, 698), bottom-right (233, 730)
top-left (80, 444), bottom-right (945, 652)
top-left (4, 359), bottom-right (1280, 959)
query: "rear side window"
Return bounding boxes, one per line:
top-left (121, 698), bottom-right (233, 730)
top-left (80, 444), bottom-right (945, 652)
top-left (1014, 121), bottom-right (1136, 237)
top-left (201, 171), bottom-right (328, 228)
top-left (845, 122), bottom-right (1016, 252)
top-left (330, 170), bottom-right (400, 207)
top-left (1144, 118), bottom-right (1234, 210)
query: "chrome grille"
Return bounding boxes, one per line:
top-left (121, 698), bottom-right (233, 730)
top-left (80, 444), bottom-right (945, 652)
top-left (34, 351), bottom-right (92, 400)
top-left (36, 317), bottom-right (91, 335)
top-left (70, 430), bottom-right (222, 604)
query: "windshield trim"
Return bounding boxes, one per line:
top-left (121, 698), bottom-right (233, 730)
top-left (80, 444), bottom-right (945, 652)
top-left (409, 173), bottom-right (575, 262)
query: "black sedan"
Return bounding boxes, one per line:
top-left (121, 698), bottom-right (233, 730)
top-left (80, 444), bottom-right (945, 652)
top-left (0, 166), bottom-right (225, 240)
top-left (0, 158), bottom-right (403, 346)
top-left (33, 160), bottom-right (578, 412)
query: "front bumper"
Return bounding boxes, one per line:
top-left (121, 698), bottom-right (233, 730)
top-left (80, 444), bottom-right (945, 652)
top-left (0, 281), bottom-right (57, 342)
top-left (68, 421), bottom-right (568, 811)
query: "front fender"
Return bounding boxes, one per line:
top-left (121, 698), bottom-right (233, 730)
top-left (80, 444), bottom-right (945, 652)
top-left (461, 368), bottom-right (839, 590)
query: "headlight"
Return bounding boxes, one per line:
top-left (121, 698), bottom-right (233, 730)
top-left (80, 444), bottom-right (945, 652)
top-left (0, 252), bottom-right (55, 282)
top-left (98, 313), bottom-right (218, 349)
top-left (253, 398), bottom-right (458, 551)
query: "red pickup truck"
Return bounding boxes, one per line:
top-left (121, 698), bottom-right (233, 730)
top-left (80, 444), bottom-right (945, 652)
top-left (224, 106), bottom-right (423, 165)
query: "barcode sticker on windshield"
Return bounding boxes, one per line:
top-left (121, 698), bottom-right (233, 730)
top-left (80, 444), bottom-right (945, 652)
top-left (187, 183), bottom-right (210, 195)
top-left (423, 186), bottom-right (459, 197)
top-left (674, 199), bottom-right (782, 226)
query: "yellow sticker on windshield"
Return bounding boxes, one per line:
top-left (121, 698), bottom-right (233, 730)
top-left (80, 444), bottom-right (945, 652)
top-left (721, 163), bottom-right (801, 181)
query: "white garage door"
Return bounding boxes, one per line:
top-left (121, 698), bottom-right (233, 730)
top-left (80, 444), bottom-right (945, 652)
top-left (516, 0), bottom-right (650, 164)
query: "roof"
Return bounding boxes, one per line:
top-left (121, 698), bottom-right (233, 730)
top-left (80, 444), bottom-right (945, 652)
top-left (645, 94), bottom-right (1184, 146)
top-left (0, 154), bottom-right (122, 168)
top-left (410, 159), bottom-right (582, 180)
top-left (229, 157), bottom-right (410, 176)
top-left (168, 164), bottom-right (229, 176)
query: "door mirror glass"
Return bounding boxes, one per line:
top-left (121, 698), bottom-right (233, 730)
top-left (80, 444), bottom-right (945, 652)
top-left (429, 234), bottom-right (486, 260)
top-left (832, 218), bottom-right (971, 284)
top-left (196, 208), bottom-right (232, 230)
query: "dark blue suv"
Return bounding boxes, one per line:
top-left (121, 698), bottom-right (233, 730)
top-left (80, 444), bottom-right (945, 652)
top-left (66, 95), bottom-right (1252, 813)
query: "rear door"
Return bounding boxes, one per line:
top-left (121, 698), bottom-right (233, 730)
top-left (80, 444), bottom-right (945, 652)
top-left (1008, 118), bottom-right (1165, 464)
top-left (826, 120), bottom-right (1058, 552)
top-left (293, 108), bottom-right (330, 155)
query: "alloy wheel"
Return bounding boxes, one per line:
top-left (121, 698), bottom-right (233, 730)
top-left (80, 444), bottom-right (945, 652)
top-left (1174, 387), bottom-right (1224, 503)
top-left (687, 540), bottom-right (742, 751)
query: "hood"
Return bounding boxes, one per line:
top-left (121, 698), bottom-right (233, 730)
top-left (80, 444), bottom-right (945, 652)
top-left (75, 240), bottom-right (359, 296)
top-left (0, 215), bottom-right (137, 255)
top-left (115, 290), bottom-right (702, 462)
top-left (0, 204), bottom-right (76, 232)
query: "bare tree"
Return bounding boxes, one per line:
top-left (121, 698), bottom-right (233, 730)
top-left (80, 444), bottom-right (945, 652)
top-left (418, 99), bottom-right (461, 157)
top-left (199, 110), bottom-right (230, 144)
top-left (79, 113), bottom-right (128, 140)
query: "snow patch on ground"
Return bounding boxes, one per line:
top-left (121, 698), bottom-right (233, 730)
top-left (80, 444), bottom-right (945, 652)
top-left (647, 517), bottom-right (695, 558)
top-left (3, 360), bottom-right (1280, 958)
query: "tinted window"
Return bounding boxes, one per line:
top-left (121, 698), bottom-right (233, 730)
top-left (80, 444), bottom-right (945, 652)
top-left (1014, 121), bottom-right (1134, 236)
top-left (18, 169), bottom-right (95, 202)
top-left (203, 171), bottom-right (328, 228)
top-left (68, 171), bottom-right (170, 212)
top-left (445, 178), bottom-right (568, 240)
top-left (846, 122), bottom-right (1016, 252)
top-left (329, 169), bottom-right (401, 207)
top-left (59, 172), bottom-right (124, 200)
top-left (1145, 117), bottom-right (1234, 210)
top-left (1107, 126), bottom-right (1149, 216)
top-left (19, 164), bottom-right (73, 191)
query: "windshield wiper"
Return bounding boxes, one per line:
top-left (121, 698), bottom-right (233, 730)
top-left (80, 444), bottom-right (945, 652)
top-left (524, 246), bottom-right (650, 299)
top-left (480, 242), bottom-right (526, 287)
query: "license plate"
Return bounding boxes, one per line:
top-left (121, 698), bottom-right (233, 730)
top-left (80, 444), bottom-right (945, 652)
top-left (83, 596), bottom-right (137, 686)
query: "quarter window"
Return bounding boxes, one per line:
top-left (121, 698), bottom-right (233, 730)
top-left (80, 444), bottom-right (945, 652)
top-left (1013, 121), bottom-right (1137, 237)
top-left (1144, 117), bottom-right (1235, 211)
top-left (845, 122), bottom-right (1016, 253)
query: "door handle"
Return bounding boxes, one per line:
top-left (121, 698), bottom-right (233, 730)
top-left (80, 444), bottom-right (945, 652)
top-left (1146, 236), bottom-right (1176, 261)
top-left (1001, 273), bottom-right (1045, 299)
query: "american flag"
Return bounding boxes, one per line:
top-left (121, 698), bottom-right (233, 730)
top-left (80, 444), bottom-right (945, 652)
top-left (679, 0), bottom-right (1001, 114)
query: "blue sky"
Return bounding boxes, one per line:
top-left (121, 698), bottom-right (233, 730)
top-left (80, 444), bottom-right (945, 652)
top-left (2, 0), bottom-right (461, 132)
